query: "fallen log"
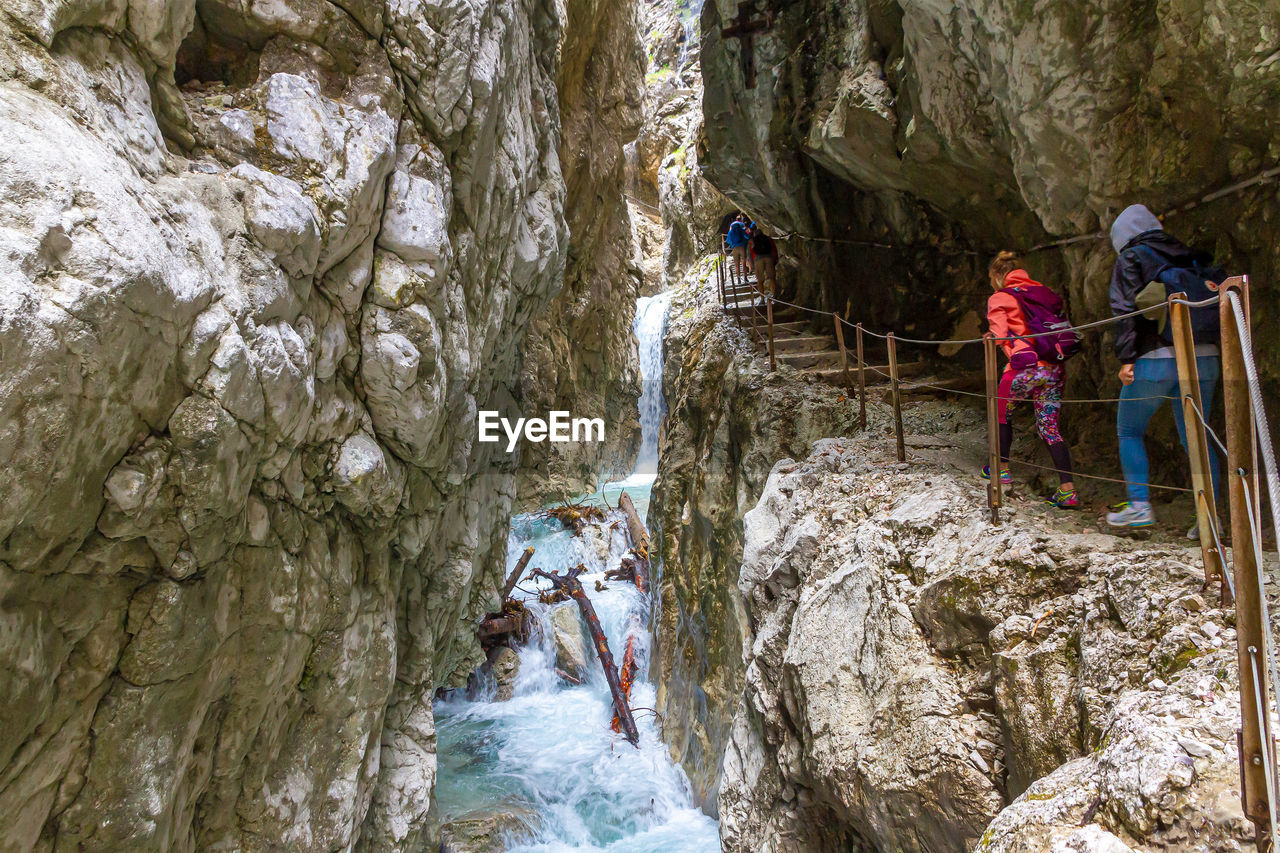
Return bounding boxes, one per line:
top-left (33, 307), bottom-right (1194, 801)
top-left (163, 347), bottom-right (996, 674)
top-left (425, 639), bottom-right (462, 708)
top-left (500, 546), bottom-right (536, 603)
top-left (617, 492), bottom-right (649, 554)
top-left (477, 597), bottom-right (532, 650)
top-left (616, 492), bottom-right (649, 593)
top-left (532, 566), bottom-right (640, 746)
top-left (611, 629), bottom-right (640, 734)
top-left (477, 615), bottom-right (523, 641)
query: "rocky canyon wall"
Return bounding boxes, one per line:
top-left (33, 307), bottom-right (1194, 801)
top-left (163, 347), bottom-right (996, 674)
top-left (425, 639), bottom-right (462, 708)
top-left (649, 273), bottom-right (859, 808)
top-left (721, 436), bottom-right (1250, 852)
top-left (517, 0), bottom-right (647, 502)
top-left (0, 0), bottom-right (632, 848)
top-left (630, 0), bottom-right (733, 293)
top-left (699, 0), bottom-right (1280, 391)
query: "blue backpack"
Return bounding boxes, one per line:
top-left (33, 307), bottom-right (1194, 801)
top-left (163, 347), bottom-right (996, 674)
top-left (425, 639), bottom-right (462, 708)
top-left (1137, 247), bottom-right (1227, 344)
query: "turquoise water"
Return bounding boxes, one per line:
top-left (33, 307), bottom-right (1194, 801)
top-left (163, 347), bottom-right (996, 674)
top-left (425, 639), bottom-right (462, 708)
top-left (435, 485), bottom-right (719, 851)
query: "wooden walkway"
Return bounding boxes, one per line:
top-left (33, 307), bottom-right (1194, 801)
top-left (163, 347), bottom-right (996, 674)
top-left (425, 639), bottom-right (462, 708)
top-left (721, 270), bottom-right (929, 389)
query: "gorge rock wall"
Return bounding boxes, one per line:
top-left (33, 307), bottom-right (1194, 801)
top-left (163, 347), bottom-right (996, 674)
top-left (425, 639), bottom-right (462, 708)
top-left (721, 436), bottom-right (1252, 852)
top-left (630, 0), bottom-right (731, 292)
top-left (699, 0), bottom-right (1280, 390)
top-left (0, 0), bottom-right (630, 847)
top-left (517, 0), bottom-right (646, 502)
top-left (649, 270), bottom-right (859, 808)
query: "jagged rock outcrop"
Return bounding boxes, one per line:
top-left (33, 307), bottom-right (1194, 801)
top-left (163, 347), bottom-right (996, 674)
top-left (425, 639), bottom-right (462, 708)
top-left (720, 435), bottom-right (1253, 851)
top-left (649, 268), bottom-right (859, 807)
top-left (0, 0), bottom-right (630, 847)
top-left (517, 0), bottom-right (646, 502)
top-left (699, 0), bottom-right (1280, 391)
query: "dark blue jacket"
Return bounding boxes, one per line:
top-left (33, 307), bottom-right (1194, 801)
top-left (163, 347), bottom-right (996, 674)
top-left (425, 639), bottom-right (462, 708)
top-left (1109, 230), bottom-right (1207, 363)
top-left (726, 221), bottom-right (749, 248)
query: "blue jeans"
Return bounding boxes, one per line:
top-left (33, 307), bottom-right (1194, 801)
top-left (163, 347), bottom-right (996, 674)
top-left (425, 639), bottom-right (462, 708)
top-left (1117, 355), bottom-right (1221, 503)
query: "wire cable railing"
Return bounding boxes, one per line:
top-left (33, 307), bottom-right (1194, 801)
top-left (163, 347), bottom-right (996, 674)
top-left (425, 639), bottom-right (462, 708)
top-left (762, 289), bottom-right (1221, 346)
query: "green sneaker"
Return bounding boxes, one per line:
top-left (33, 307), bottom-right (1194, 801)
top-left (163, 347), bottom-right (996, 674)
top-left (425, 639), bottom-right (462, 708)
top-left (1047, 487), bottom-right (1079, 510)
top-left (981, 465), bottom-right (1012, 484)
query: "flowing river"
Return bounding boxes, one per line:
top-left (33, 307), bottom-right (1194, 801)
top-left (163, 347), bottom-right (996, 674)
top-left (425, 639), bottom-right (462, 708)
top-left (435, 292), bottom-right (719, 852)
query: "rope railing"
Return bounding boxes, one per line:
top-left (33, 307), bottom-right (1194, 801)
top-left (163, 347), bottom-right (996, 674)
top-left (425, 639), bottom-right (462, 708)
top-left (765, 290), bottom-right (1220, 347)
top-left (860, 361), bottom-right (1179, 405)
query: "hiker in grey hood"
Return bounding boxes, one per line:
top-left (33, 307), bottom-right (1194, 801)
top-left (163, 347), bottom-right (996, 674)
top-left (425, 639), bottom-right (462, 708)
top-left (1105, 204), bottom-right (1225, 532)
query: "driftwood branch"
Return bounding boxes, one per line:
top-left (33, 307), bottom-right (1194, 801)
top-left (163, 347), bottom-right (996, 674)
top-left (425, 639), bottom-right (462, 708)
top-left (611, 630), bottom-right (639, 735)
top-left (617, 492), bottom-right (649, 553)
top-left (500, 546), bottom-right (535, 602)
top-left (617, 491), bottom-right (650, 592)
top-left (532, 567), bottom-right (640, 746)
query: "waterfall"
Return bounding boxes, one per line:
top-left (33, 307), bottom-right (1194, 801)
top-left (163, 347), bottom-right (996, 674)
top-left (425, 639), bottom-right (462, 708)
top-left (434, 291), bottom-right (716, 852)
top-left (674, 0), bottom-right (704, 77)
top-left (630, 291), bottom-right (672, 480)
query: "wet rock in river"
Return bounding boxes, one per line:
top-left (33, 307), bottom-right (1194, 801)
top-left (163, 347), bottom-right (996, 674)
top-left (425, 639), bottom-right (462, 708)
top-left (550, 603), bottom-right (590, 682)
top-left (441, 806), bottom-right (537, 853)
top-left (488, 646), bottom-right (521, 703)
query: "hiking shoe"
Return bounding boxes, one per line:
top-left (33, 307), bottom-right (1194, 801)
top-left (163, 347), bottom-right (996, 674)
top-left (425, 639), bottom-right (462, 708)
top-left (981, 465), bottom-right (1012, 484)
top-left (1107, 501), bottom-right (1155, 528)
top-left (1048, 487), bottom-right (1079, 510)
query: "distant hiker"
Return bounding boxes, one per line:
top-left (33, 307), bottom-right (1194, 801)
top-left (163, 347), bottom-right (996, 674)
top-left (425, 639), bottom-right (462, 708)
top-left (726, 214), bottom-right (750, 283)
top-left (1105, 204), bottom-right (1225, 533)
top-left (984, 251), bottom-right (1080, 509)
top-left (750, 229), bottom-right (778, 295)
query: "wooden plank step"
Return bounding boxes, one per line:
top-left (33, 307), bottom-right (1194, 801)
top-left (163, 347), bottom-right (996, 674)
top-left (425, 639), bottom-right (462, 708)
top-left (896, 375), bottom-right (985, 398)
top-left (727, 305), bottom-right (801, 320)
top-left (776, 350), bottom-right (845, 369)
top-left (803, 359), bottom-right (927, 386)
top-left (771, 334), bottom-right (836, 353)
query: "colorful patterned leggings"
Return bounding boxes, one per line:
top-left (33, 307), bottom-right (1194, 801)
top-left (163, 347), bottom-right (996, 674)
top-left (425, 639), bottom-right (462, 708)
top-left (998, 364), bottom-right (1064, 442)
top-left (997, 364), bottom-right (1074, 483)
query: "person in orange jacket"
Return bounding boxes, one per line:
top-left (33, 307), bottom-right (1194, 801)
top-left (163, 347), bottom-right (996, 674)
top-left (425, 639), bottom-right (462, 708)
top-left (984, 251), bottom-right (1078, 508)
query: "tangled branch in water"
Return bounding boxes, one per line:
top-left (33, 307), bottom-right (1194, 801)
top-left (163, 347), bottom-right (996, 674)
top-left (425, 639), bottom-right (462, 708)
top-left (540, 501), bottom-right (607, 536)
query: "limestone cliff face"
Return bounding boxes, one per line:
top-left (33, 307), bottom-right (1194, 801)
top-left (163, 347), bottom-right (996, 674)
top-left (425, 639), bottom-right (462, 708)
top-left (699, 0), bottom-right (1280, 386)
top-left (517, 0), bottom-right (646, 502)
top-left (649, 270), bottom-right (859, 808)
top-left (720, 436), bottom-right (1252, 851)
top-left (0, 0), bottom-right (618, 847)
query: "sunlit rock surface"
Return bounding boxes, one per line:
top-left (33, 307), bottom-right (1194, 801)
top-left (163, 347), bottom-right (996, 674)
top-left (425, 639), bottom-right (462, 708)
top-left (518, 0), bottom-right (647, 502)
top-left (0, 0), bottom-right (632, 847)
top-left (630, 0), bottom-right (730, 292)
